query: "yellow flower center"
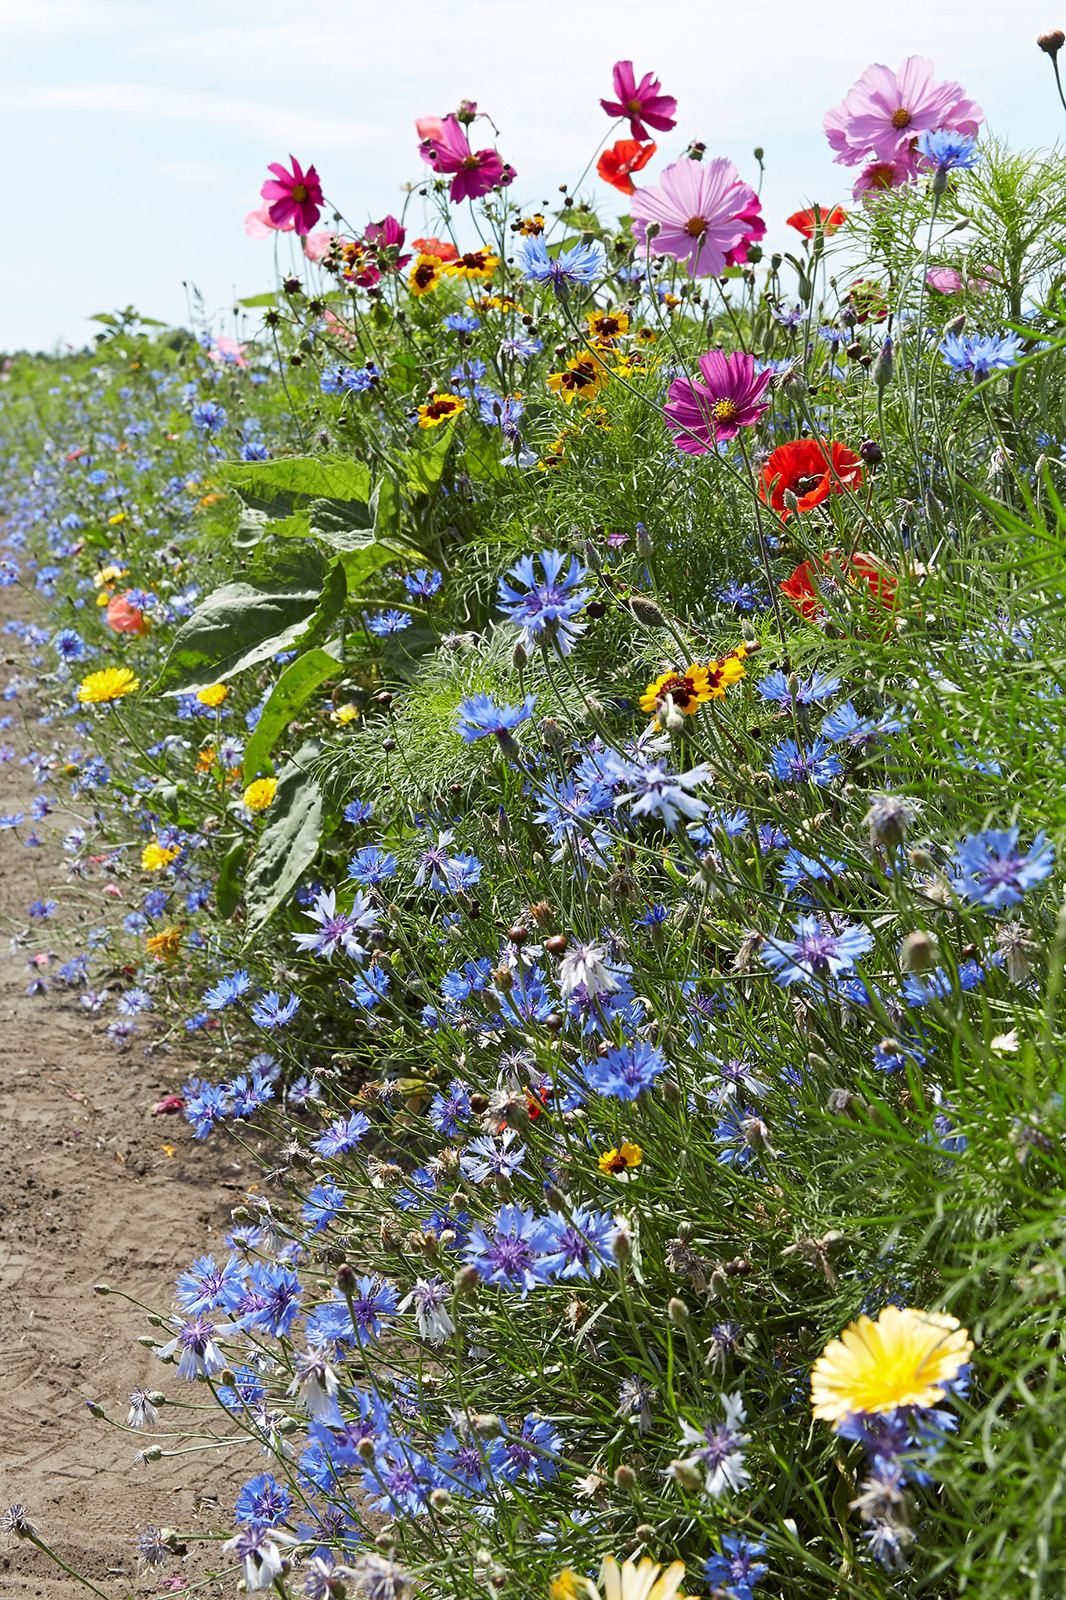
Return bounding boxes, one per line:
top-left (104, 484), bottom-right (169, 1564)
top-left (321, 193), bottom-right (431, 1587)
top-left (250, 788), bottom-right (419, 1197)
top-left (684, 214), bottom-right (707, 238)
top-left (291, 183), bottom-right (308, 202)
top-left (626, 97), bottom-right (643, 115)
top-left (712, 398), bottom-right (739, 424)
top-left (891, 107), bottom-right (912, 129)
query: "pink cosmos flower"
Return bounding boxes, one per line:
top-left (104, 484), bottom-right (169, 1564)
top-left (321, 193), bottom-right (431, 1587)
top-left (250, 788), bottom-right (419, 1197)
top-left (849, 151), bottom-right (921, 200)
top-left (824, 58), bottom-right (982, 169)
top-left (244, 204), bottom-right (294, 239)
top-left (926, 267), bottom-right (964, 294)
top-left (364, 215), bottom-right (411, 270)
top-left (631, 157), bottom-right (765, 277)
top-left (418, 115), bottom-right (515, 203)
top-left (260, 155), bottom-right (324, 236)
top-left (302, 230), bottom-right (336, 262)
top-left (663, 349), bottom-right (772, 452)
top-left (600, 60), bottom-right (678, 141)
top-left (208, 335), bottom-right (249, 369)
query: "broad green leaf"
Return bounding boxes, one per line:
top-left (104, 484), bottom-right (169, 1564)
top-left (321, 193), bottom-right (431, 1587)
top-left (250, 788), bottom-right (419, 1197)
top-left (370, 475), bottom-right (401, 540)
top-left (406, 419), bottom-right (457, 496)
top-left (244, 746), bottom-right (323, 932)
top-left (215, 839), bottom-right (245, 920)
top-left (237, 292), bottom-right (279, 308)
top-left (154, 563), bottom-right (329, 695)
top-left (337, 538), bottom-right (424, 593)
top-left (234, 507), bottom-right (269, 551)
top-left (222, 454), bottom-right (373, 504)
top-left (243, 645), bottom-right (343, 778)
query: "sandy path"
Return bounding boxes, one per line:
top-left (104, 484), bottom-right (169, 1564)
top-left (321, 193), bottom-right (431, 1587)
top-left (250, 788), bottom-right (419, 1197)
top-left (0, 589), bottom-right (252, 1596)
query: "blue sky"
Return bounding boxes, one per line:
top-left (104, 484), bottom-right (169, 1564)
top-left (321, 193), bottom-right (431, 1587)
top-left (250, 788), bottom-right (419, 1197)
top-left (1, 0), bottom-right (1063, 350)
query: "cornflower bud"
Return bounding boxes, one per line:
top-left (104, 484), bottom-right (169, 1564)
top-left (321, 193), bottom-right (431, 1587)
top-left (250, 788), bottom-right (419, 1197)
top-left (614, 1464), bottom-right (638, 1492)
top-left (512, 639), bottom-right (528, 671)
top-left (429, 1488), bottom-right (453, 1511)
top-left (864, 792), bottom-right (917, 849)
top-left (668, 1458), bottom-right (704, 1492)
top-left (900, 929), bottom-right (938, 972)
top-left (782, 370), bottom-right (808, 404)
top-left (455, 1264), bottom-right (480, 1297)
top-left (667, 1296), bottom-right (690, 1326)
top-left (474, 1413), bottom-right (503, 1438)
top-left (871, 337), bottom-right (894, 389)
top-left (357, 1437), bottom-right (377, 1460)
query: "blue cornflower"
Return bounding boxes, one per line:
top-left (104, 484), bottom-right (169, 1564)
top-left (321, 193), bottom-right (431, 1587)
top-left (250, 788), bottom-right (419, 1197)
top-left (434, 1427), bottom-right (505, 1497)
top-left (0, 811), bottom-right (23, 828)
top-left (768, 736), bottom-right (842, 786)
top-left (950, 825), bottom-right (1054, 910)
top-left (429, 1079), bottom-right (471, 1137)
top-left (29, 898), bottom-right (57, 919)
top-left (456, 691), bottom-right (537, 753)
top-left (239, 441), bottom-right (271, 461)
top-left (235, 1474), bottom-right (291, 1528)
top-left (362, 1445), bottom-right (439, 1518)
top-left (757, 670), bottom-right (841, 705)
top-left (313, 1111), bottom-right (371, 1156)
top-left (497, 549), bottom-right (592, 656)
top-left (228, 1072), bottom-right (274, 1117)
top-left (873, 1035), bottom-right (928, 1073)
top-left (190, 400), bottom-right (227, 433)
top-left (366, 609), bottom-right (412, 636)
top-left (239, 1261), bottom-right (303, 1338)
top-left (500, 1415), bottom-right (563, 1485)
top-left (584, 1039), bottom-right (668, 1101)
top-left (291, 887), bottom-right (379, 961)
top-left (635, 902), bottom-right (669, 927)
top-left (175, 1253), bottom-right (246, 1316)
top-left (498, 334), bottom-right (542, 360)
top-left (301, 1181), bottom-right (348, 1233)
top-left (402, 568), bottom-right (442, 600)
top-left (716, 581), bottom-right (760, 610)
top-left (460, 1129), bottom-right (527, 1184)
top-left (517, 234), bottom-right (606, 296)
top-left (820, 700), bottom-right (902, 746)
top-left (463, 1204), bottom-right (553, 1297)
top-left (347, 845), bottom-right (397, 886)
top-left (762, 914), bottom-right (874, 986)
top-left (53, 628), bottom-right (87, 661)
top-left (540, 1206), bottom-right (617, 1281)
top-left (772, 304), bottom-right (805, 327)
top-left (345, 1275), bottom-right (399, 1343)
top-left (779, 848), bottom-right (847, 891)
top-left (703, 1536), bottom-right (768, 1600)
top-left (443, 313), bottom-right (480, 332)
top-left (940, 331), bottom-right (1022, 377)
top-left (343, 796), bottom-right (373, 824)
top-left (250, 990), bottom-right (301, 1029)
top-left (203, 968), bottom-right (252, 1009)
top-left (320, 364), bottom-right (378, 394)
top-left (917, 128), bottom-right (981, 177)
top-left (116, 987), bottom-right (152, 1016)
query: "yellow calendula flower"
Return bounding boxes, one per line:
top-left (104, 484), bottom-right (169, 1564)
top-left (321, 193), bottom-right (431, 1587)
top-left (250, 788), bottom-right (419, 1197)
top-left (76, 666), bottom-right (140, 703)
top-left (598, 1140), bottom-right (643, 1178)
top-left (243, 776), bottom-right (278, 812)
top-left (409, 253), bottom-right (444, 296)
top-left (444, 248), bottom-right (499, 281)
top-left (142, 841), bottom-right (181, 871)
top-left (417, 393), bottom-right (466, 429)
top-left (587, 309), bottom-right (629, 343)
top-left (146, 925), bottom-right (184, 962)
top-left (196, 683), bottom-right (228, 709)
top-left (586, 1556), bottom-right (687, 1600)
top-left (196, 745), bottom-right (215, 773)
top-left (93, 564), bottom-right (128, 589)
top-left (547, 355), bottom-right (608, 404)
top-left (639, 664), bottom-right (713, 718)
top-left (811, 1305), bottom-right (973, 1423)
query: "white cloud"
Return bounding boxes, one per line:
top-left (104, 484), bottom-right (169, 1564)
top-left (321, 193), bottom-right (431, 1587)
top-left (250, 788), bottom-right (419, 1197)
top-left (2, 83), bottom-right (377, 148)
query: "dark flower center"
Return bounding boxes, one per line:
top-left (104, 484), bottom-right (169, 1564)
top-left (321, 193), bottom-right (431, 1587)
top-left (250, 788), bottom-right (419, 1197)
top-left (685, 215), bottom-right (708, 238)
top-left (891, 108), bottom-right (912, 129)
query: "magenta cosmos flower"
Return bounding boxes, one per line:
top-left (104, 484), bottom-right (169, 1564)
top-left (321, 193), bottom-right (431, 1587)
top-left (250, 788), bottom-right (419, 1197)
top-left (664, 350), bottom-right (772, 453)
top-left (824, 57), bottom-right (982, 170)
top-left (631, 157), bottom-right (764, 277)
top-left (600, 60), bottom-right (677, 141)
top-left (418, 115), bottom-right (515, 203)
top-left (260, 156), bottom-right (324, 236)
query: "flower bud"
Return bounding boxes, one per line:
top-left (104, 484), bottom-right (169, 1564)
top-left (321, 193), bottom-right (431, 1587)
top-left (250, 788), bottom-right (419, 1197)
top-left (430, 1488), bottom-right (453, 1511)
top-left (337, 1262), bottom-right (357, 1297)
top-left (1039, 29), bottom-right (1065, 55)
top-left (859, 438), bottom-right (883, 465)
top-left (455, 1264), bottom-right (481, 1297)
top-left (614, 1464), bottom-right (638, 1492)
top-left (644, 222), bottom-right (661, 241)
top-left (474, 1413), bottom-right (503, 1437)
top-left (864, 792), bottom-right (916, 849)
top-left (276, 1415), bottom-right (299, 1436)
top-left (782, 488), bottom-right (800, 514)
top-left (512, 639), bottom-right (528, 671)
top-left (627, 594), bottom-right (663, 626)
top-left (667, 1296), bottom-right (690, 1326)
top-left (612, 1227), bottom-right (633, 1264)
top-left (357, 1436), bottom-right (376, 1460)
top-left (635, 1524), bottom-right (656, 1543)
top-left (668, 1458), bottom-right (704, 1493)
top-left (900, 929), bottom-right (938, 972)
top-left (782, 370), bottom-right (808, 404)
top-left (142, 1445), bottom-right (163, 1462)
top-left (219, 1368), bottom-right (237, 1389)
top-left (944, 312), bottom-right (967, 337)
top-left (872, 337), bottom-right (893, 389)
top-left (94, 1283), bottom-right (111, 1295)
top-left (86, 1401), bottom-right (105, 1418)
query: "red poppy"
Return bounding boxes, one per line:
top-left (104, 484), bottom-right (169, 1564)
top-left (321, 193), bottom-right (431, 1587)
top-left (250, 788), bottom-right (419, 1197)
top-left (411, 235), bottom-right (459, 264)
top-left (760, 438), bottom-right (864, 519)
top-left (597, 138), bottom-right (658, 196)
top-left (786, 204), bottom-right (846, 239)
top-left (105, 591), bottom-right (149, 636)
top-left (781, 551), bottom-right (897, 622)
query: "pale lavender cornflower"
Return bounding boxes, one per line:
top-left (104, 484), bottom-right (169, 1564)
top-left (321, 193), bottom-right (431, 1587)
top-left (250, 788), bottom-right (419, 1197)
top-left (126, 1389), bottom-right (160, 1428)
top-left (676, 1392), bottom-right (751, 1496)
top-left (288, 1350), bottom-right (342, 1421)
top-left (158, 1315), bottom-right (230, 1380)
top-left (398, 1277), bottom-right (456, 1344)
top-left (221, 1524), bottom-right (297, 1591)
top-left (606, 749), bottom-right (713, 829)
top-left (460, 1127), bottom-right (527, 1184)
top-left (557, 941), bottom-right (620, 1000)
top-left (291, 887), bottom-right (379, 961)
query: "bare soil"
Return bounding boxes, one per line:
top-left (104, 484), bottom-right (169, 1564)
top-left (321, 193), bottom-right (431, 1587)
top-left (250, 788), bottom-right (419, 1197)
top-left (0, 589), bottom-right (255, 1597)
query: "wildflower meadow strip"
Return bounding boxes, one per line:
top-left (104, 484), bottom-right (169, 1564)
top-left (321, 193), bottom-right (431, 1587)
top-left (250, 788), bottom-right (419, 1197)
top-left (5, 31), bottom-right (1066, 1600)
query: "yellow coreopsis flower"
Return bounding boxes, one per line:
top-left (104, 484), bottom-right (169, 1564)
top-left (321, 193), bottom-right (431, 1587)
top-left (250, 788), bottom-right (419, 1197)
top-left (196, 683), bottom-right (228, 708)
top-left (587, 308), bottom-right (630, 343)
top-left (76, 667), bottom-right (140, 703)
top-left (547, 356), bottom-right (608, 405)
top-left (811, 1305), bottom-right (973, 1422)
top-left (639, 665), bottom-right (713, 718)
top-left (243, 776), bottom-right (278, 812)
top-left (108, 510), bottom-right (127, 526)
top-left (409, 253), bottom-right (444, 296)
top-left (142, 840), bottom-right (181, 871)
top-left (443, 248), bottom-right (499, 281)
top-left (597, 1141), bottom-right (643, 1178)
top-left (417, 393), bottom-right (466, 429)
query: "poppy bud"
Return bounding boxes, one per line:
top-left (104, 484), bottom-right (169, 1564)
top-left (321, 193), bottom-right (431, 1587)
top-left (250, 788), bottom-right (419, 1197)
top-left (753, 146), bottom-right (764, 162)
top-left (627, 594), bottom-right (663, 626)
top-left (781, 370), bottom-right (807, 404)
top-left (337, 1262), bottom-right (357, 1296)
top-left (872, 337), bottom-right (893, 388)
top-left (901, 929), bottom-right (938, 971)
top-left (507, 925), bottom-right (528, 945)
top-left (614, 1464), bottom-right (638, 1491)
top-left (1039, 29), bottom-right (1065, 54)
top-left (219, 1368), bottom-right (236, 1389)
top-left (859, 438), bottom-right (883, 465)
top-left (782, 488), bottom-right (800, 513)
top-left (544, 1012), bottom-right (565, 1033)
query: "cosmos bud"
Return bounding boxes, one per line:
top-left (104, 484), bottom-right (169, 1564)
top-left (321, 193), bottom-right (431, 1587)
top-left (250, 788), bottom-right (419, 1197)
top-left (1039, 29), bottom-right (1065, 55)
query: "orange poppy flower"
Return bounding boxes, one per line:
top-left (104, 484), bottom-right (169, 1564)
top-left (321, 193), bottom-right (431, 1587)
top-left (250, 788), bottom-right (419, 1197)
top-left (597, 138), bottom-right (657, 196)
top-left (760, 438), bottom-right (864, 519)
top-left (786, 205), bottom-right (846, 239)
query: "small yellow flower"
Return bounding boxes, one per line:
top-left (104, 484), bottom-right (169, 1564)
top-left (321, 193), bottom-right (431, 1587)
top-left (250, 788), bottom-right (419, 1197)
top-left (702, 648), bottom-right (747, 699)
top-left (147, 925), bottom-right (184, 962)
top-left (636, 326), bottom-right (658, 344)
top-left (587, 309), bottom-right (629, 343)
top-left (243, 776), bottom-right (278, 812)
top-left (108, 510), bottom-right (127, 526)
top-left (76, 667), bottom-right (140, 703)
top-left (518, 213), bottom-right (546, 236)
top-left (417, 393), bottom-right (466, 429)
top-left (142, 841), bottom-right (181, 871)
top-left (443, 248), bottom-right (499, 281)
top-left (598, 1141), bottom-right (643, 1178)
top-left (93, 564), bottom-right (128, 589)
top-left (196, 683), bottom-right (228, 708)
top-left (409, 253), bottom-right (444, 296)
top-left (330, 702), bottom-right (361, 726)
top-left (467, 293), bottom-right (524, 314)
top-left (639, 665), bottom-right (713, 718)
top-left (547, 355), bottom-right (609, 404)
top-left (811, 1305), bottom-right (973, 1422)
top-left (586, 1556), bottom-right (687, 1600)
